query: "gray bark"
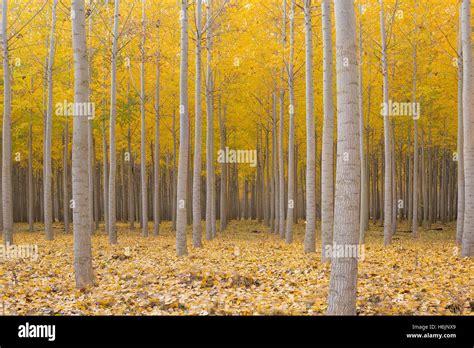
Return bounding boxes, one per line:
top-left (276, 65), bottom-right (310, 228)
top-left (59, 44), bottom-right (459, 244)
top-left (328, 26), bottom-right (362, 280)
top-left (176, 0), bottom-right (189, 256)
top-left (461, 0), bottom-right (474, 256)
top-left (303, 0), bottom-right (316, 253)
top-left (193, 0), bottom-right (203, 246)
top-left (44, 0), bottom-right (58, 241)
top-left (285, 0), bottom-right (295, 243)
top-left (108, 0), bottom-right (120, 244)
top-left (140, 0), bottom-right (148, 237)
top-left (321, 0), bottom-right (334, 261)
top-left (71, 0), bottom-right (94, 288)
top-left (327, 0), bottom-right (360, 315)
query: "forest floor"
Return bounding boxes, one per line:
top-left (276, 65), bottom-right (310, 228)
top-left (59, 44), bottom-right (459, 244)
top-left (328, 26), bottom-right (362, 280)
top-left (0, 221), bottom-right (472, 315)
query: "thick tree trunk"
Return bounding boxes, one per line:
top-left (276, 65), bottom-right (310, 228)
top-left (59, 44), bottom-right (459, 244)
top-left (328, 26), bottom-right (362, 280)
top-left (461, 0), bottom-right (474, 256)
top-left (457, 3), bottom-right (465, 244)
top-left (71, 0), bottom-right (94, 288)
top-left (327, 0), bottom-right (360, 315)
top-left (412, 16), bottom-right (419, 237)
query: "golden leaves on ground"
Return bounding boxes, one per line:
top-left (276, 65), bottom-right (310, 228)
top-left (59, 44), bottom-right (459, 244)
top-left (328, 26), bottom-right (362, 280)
top-left (0, 221), bottom-right (472, 315)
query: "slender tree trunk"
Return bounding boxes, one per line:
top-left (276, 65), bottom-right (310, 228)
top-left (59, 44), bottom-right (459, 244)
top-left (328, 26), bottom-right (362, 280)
top-left (358, 2), bottom-right (368, 243)
top-left (219, 103), bottom-right (228, 231)
top-left (327, 0), bottom-right (360, 315)
top-left (303, 0), bottom-right (316, 253)
top-left (321, 0), bottom-right (334, 261)
top-left (193, 0), bottom-right (203, 246)
top-left (285, 0), bottom-right (295, 243)
top-left (205, 0), bottom-right (216, 240)
top-left (87, 7), bottom-right (94, 236)
top-left (28, 113), bottom-right (34, 232)
top-left (108, 0), bottom-right (120, 244)
top-left (154, 24), bottom-right (161, 237)
top-left (63, 121), bottom-right (69, 233)
top-left (140, 0), bottom-right (148, 237)
top-left (1, 0), bottom-right (13, 245)
top-left (380, 0), bottom-right (393, 246)
top-left (176, 0), bottom-right (190, 256)
top-left (71, 0), bottom-right (94, 288)
top-left (44, 0), bottom-right (58, 241)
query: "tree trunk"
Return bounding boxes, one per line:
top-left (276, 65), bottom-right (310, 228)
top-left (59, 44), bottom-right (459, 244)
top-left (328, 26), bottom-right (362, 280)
top-left (358, 2), bottom-right (368, 243)
top-left (71, 0), bottom-right (94, 288)
top-left (193, 0), bottom-right (203, 246)
top-left (108, 0), bottom-right (120, 244)
top-left (380, 0), bottom-right (393, 246)
top-left (28, 113), bottom-right (34, 232)
top-left (461, 0), bottom-right (474, 256)
top-left (176, 0), bottom-right (190, 256)
top-left (285, 0), bottom-right (295, 243)
top-left (303, 0), bottom-right (316, 253)
top-left (327, 0), bottom-right (360, 315)
top-left (206, 0), bottom-right (216, 240)
top-left (457, 2), bottom-right (465, 244)
top-left (154, 24), bottom-right (161, 237)
top-left (321, 0), bottom-right (334, 261)
top-left (140, 0), bottom-right (148, 237)
top-left (44, 0), bottom-right (58, 241)
top-left (412, 10), bottom-right (419, 238)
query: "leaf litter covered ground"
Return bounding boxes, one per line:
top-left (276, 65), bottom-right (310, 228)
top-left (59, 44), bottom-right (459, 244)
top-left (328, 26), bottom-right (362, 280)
top-left (0, 221), bottom-right (472, 315)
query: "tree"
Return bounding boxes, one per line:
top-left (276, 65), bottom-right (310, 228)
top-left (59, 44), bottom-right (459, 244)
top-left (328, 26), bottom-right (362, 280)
top-left (140, 0), bottom-right (148, 237)
top-left (206, 0), bottom-right (217, 240)
top-left (193, 0), bottom-right (203, 247)
top-left (380, 0), bottom-right (393, 246)
top-left (358, 2), bottom-right (368, 242)
top-left (176, 0), bottom-right (189, 256)
top-left (320, 0), bottom-right (334, 261)
top-left (461, 0), bottom-right (474, 257)
top-left (303, 0), bottom-right (316, 254)
top-left (44, 0), bottom-right (58, 241)
top-left (154, 21), bottom-right (161, 237)
top-left (219, 101), bottom-right (228, 231)
top-left (71, 0), bottom-right (94, 288)
top-left (327, 0), bottom-right (360, 315)
top-left (1, 0), bottom-right (13, 246)
top-left (412, 3), bottom-right (419, 238)
top-left (285, 0), bottom-right (295, 244)
top-left (108, 0), bottom-right (120, 244)
top-left (278, 0), bottom-right (286, 240)
top-left (456, 1), bottom-right (464, 245)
